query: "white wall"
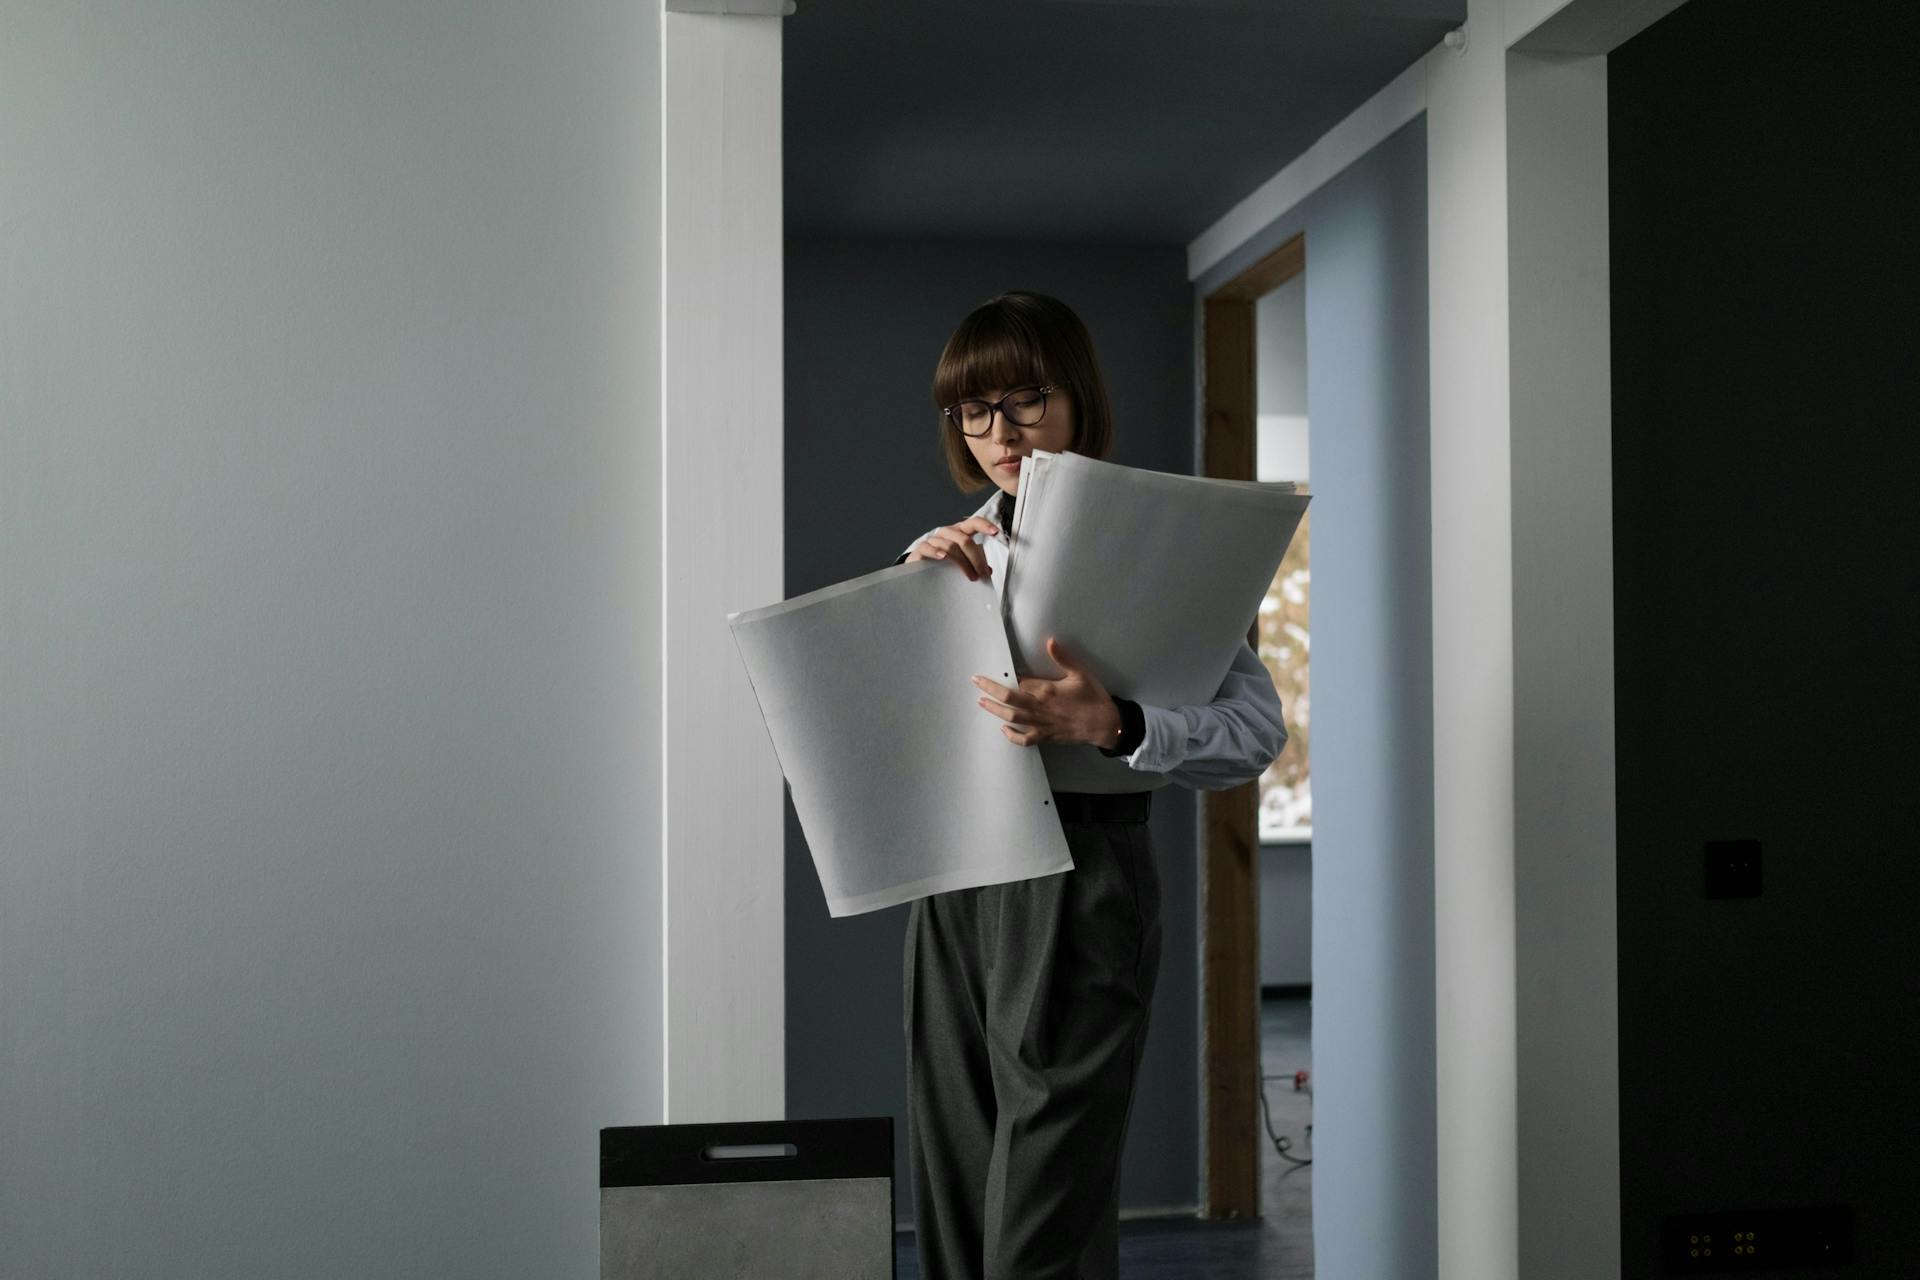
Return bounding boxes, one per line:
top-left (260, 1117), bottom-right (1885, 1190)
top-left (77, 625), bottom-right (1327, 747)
top-left (0, 3), bottom-right (662, 1274)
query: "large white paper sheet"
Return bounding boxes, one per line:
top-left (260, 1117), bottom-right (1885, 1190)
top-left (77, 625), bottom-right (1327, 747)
top-left (1004, 450), bottom-right (1310, 792)
top-left (728, 559), bottom-right (1073, 917)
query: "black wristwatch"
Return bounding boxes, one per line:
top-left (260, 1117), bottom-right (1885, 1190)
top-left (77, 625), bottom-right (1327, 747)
top-left (1098, 696), bottom-right (1146, 758)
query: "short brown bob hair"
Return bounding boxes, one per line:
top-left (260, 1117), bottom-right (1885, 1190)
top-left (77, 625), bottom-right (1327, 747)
top-left (929, 291), bottom-right (1114, 492)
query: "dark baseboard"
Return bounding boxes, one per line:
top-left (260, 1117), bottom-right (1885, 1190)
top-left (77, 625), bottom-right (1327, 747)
top-left (1261, 983), bottom-right (1311, 1000)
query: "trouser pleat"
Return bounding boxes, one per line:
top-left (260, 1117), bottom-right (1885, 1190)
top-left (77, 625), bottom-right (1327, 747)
top-left (904, 819), bottom-right (1162, 1280)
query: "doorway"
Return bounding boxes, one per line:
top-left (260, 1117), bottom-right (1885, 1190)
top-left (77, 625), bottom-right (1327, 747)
top-left (1198, 232), bottom-right (1313, 1240)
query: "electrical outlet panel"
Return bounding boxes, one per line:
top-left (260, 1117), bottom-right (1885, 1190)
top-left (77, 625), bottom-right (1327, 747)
top-left (1704, 839), bottom-right (1762, 899)
top-left (1662, 1205), bottom-right (1852, 1272)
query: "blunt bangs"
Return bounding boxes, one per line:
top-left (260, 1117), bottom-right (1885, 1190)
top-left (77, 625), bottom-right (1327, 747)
top-left (931, 311), bottom-right (1051, 412)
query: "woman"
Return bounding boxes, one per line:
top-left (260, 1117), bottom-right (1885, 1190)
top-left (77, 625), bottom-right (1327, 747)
top-left (897, 290), bottom-right (1287, 1280)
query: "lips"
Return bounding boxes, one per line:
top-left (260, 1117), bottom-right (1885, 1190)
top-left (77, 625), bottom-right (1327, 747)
top-left (995, 456), bottom-right (1024, 469)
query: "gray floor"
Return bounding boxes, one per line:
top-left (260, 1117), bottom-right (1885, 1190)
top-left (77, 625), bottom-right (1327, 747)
top-left (896, 993), bottom-right (1315, 1279)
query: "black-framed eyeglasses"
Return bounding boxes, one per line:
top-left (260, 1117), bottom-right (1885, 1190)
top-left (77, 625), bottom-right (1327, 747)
top-left (942, 384), bottom-right (1055, 438)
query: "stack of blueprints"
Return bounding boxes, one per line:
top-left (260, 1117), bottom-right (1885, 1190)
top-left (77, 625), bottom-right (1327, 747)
top-left (728, 451), bottom-right (1308, 917)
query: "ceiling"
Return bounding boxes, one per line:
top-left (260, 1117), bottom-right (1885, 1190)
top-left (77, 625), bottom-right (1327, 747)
top-left (783, 0), bottom-right (1464, 245)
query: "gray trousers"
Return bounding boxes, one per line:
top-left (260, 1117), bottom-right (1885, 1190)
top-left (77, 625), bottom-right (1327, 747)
top-left (903, 814), bottom-right (1163, 1280)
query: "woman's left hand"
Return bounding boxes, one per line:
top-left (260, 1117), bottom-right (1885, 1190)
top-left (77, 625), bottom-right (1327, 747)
top-left (973, 637), bottom-right (1124, 747)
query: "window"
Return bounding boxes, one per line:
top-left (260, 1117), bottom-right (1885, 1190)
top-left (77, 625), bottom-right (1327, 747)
top-left (1253, 273), bottom-right (1309, 842)
top-left (1256, 506), bottom-right (1309, 840)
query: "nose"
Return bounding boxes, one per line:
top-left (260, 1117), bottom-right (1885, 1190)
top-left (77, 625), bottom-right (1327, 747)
top-left (989, 409), bottom-right (1021, 441)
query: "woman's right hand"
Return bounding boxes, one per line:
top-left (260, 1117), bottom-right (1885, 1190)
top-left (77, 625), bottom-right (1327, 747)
top-left (904, 516), bottom-right (1000, 582)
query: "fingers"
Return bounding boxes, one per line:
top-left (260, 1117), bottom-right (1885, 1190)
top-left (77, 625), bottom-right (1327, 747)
top-left (925, 529), bottom-right (991, 581)
top-left (1039, 637), bottom-right (1106, 704)
top-left (971, 675), bottom-right (1046, 745)
top-left (976, 693), bottom-right (1032, 727)
top-left (975, 659), bottom-right (1112, 748)
top-left (905, 518), bottom-right (1001, 580)
top-left (954, 516), bottom-right (1001, 538)
top-left (956, 540), bottom-right (991, 580)
top-left (907, 540), bottom-right (973, 577)
top-left (941, 523), bottom-right (995, 578)
top-left (979, 694), bottom-right (1040, 743)
top-left (972, 673), bottom-right (1033, 709)
top-left (976, 696), bottom-right (1016, 723)
top-left (973, 673), bottom-right (1040, 738)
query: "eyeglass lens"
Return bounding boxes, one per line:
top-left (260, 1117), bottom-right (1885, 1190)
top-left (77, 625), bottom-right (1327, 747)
top-left (953, 387), bottom-right (1046, 436)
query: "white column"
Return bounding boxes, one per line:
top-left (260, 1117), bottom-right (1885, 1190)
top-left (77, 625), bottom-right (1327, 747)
top-left (1507, 21), bottom-right (1627, 1280)
top-left (1429, 1), bottom-right (1677, 1274)
top-left (660, 4), bottom-right (786, 1123)
top-left (1426, 2), bottom-right (1520, 1276)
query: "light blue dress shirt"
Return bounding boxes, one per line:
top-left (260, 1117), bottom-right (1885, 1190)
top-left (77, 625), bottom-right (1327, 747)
top-left (900, 486), bottom-right (1288, 792)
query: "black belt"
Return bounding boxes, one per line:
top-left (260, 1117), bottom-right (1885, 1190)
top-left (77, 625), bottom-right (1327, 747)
top-left (1049, 790), bottom-right (1153, 823)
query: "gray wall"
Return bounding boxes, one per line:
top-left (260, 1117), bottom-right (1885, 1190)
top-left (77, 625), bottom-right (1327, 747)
top-left (1611, 4), bottom-right (1919, 1274)
top-left (782, 235), bottom-right (1198, 1216)
top-left (0, 4), bottom-right (663, 1276)
top-left (1261, 846), bottom-right (1313, 987)
top-left (1256, 275), bottom-right (1310, 418)
top-left (1195, 114), bottom-right (1435, 1275)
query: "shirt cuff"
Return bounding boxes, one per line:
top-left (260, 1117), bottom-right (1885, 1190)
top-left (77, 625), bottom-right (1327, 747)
top-left (1116, 702), bottom-right (1186, 773)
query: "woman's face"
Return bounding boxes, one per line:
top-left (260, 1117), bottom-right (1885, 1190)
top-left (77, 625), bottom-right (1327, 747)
top-left (961, 384), bottom-right (1075, 495)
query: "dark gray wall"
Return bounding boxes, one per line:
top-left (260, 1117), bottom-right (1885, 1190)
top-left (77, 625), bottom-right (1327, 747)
top-left (0, 4), bottom-right (663, 1275)
top-left (782, 235), bottom-right (1198, 1217)
top-left (1611, 4), bottom-right (1920, 1275)
top-left (1194, 114), bottom-right (1434, 1277)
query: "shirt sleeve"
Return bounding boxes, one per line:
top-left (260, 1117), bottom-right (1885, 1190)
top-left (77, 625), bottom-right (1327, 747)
top-left (1118, 639), bottom-right (1288, 791)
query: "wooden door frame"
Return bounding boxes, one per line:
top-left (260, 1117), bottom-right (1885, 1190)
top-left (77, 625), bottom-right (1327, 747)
top-left (1197, 231), bottom-right (1304, 1218)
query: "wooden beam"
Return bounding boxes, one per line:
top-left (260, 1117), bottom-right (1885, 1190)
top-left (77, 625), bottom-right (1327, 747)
top-left (1197, 228), bottom-right (1303, 1218)
top-left (1199, 290), bottom-right (1260, 1219)
top-left (1208, 233), bottom-right (1306, 304)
